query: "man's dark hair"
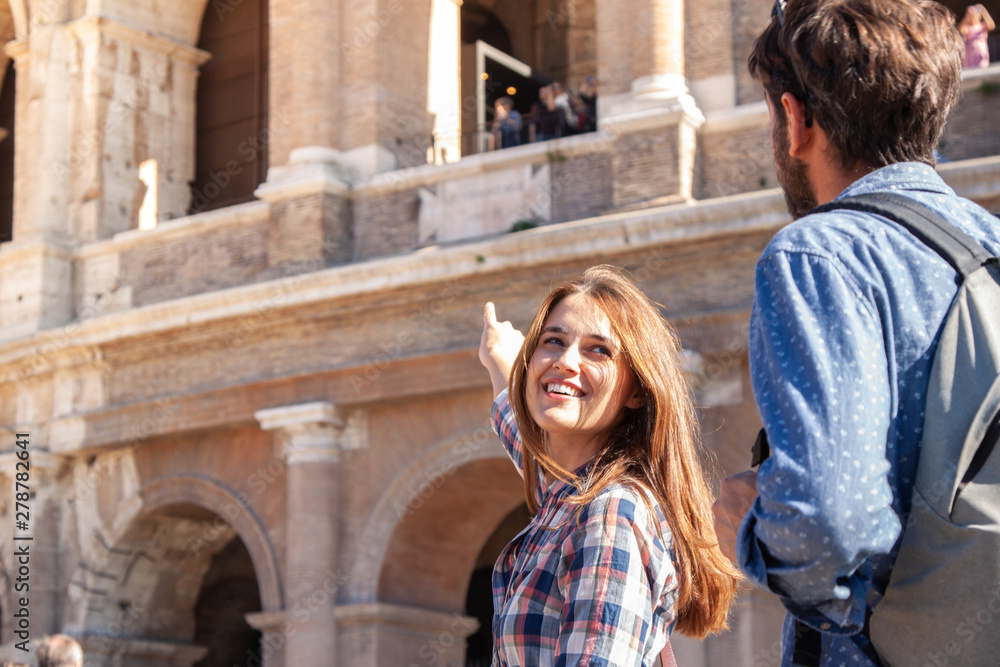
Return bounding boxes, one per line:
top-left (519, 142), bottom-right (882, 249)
top-left (749, 0), bottom-right (964, 170)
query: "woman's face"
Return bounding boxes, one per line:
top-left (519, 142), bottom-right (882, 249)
top-left (526, 293), bottom-right (640, 462)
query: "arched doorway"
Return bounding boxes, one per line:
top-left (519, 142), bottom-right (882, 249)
top-left (191, 0), bottom-right (269, 213)
top-left (463, 503), bottom-right (531, 667)
top-left (344, 434), bottom-right (525, 666)
top-left (65, 472), bottom-right (282, 667)
top-left (192, 536), bottom-right (262, 667)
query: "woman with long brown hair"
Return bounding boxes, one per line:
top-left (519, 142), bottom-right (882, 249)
top-left (479, 265), bottom-right (740, 665)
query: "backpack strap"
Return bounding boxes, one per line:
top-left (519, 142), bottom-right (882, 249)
top-left (811, 192), bottom-right (995, 280)
top-left (785, 190), bottom-right (997, 667)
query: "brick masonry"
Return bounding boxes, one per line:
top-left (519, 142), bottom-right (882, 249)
top-left (939, 80), bottom-right (1000, 162)
top-left (121, 219), bottom-right (270, 307)
top-left (700, 123), bottom-right (778, 199)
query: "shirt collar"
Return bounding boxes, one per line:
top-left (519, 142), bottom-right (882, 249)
top-left (836, 162), bottom-right (954, 201)
top-left (541, 459), bottom-right (593, 502)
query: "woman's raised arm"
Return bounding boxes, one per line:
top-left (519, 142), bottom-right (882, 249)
top-left (478, 302), bottom-right (525, 398)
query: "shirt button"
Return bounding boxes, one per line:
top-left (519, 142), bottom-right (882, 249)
top-left (820, 622), bottom-right (831, 631)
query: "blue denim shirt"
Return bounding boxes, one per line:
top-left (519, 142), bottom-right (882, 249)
top-left (737, 163), bottom-right (1000, 666)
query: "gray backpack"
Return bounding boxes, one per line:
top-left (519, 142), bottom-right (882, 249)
top-left (812, 193), bottom-right (1000, 666)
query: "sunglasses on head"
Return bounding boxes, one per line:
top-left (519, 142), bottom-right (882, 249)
top-left (772, 0), bottom-right (787, 23)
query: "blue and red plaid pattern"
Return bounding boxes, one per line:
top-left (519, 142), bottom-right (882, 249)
top-left (490, 389), bottom-right (678, 666)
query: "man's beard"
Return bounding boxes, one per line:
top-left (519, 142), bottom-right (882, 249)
top-left (772, 114), bottom-right (818, 220)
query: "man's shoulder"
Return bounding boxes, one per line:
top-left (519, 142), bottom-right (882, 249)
top-left (764, 189), bottom-right (999, 266)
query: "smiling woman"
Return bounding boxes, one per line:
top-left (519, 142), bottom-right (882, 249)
top-left (478, 265), bottom-right (741, 666)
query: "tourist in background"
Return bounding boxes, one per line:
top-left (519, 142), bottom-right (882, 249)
top-left (490, 96), bottom-right (522, 150)
top-left (960, 3), bottom-right (995, 68)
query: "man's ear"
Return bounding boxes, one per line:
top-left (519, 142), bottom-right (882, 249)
top-left (780, 92), bottom-right (812, 158)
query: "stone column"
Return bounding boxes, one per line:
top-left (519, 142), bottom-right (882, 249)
top-left (255, 402), bottom-right (367, 667)
top-left (245, 610), bottom-right (289, 667)
top-left (0, 33), bottom-right (75, 336)
top-left (267, 0), bottom-right (341, 170)
top-left (62, 17), bottom-right (210, 241)
top-left (629, 0), bottom-right (685, 104)
top-left (258, 0), bottom-right (354, 275)
top-left (597, 0), bottom-right (689, 112)
top-left (0, 17), bottom-right (208, 337)
top-left (686, 0), bottom-right (736, 112)
top-left (595, 0), bottom-right (705, 209)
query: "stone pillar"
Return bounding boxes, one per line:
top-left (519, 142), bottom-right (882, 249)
top-left (0, 33), bottom-right (75, 336)
top-left (596, 0), bottom-right (705, 209)
top-left (259, 0), bottom-right (355, 276)
top-left (255, 402), bottom-right (368, 667)
top-left (597, 0), bottom-right (688, 111)
top-left (245, 610), bottom-right (289, 667)
top-left (629, 0), bottom-right (685, 103)
top-left (0, 17), bottom-right (208, 338)
top-left (62, 17), bottom-right (210, 241)
top-left (267, 0), bottom-right (341, 170)
top-left (686, 0), bottom-right (736, 112)
top-left (253, 147), bottom-right (354, 273)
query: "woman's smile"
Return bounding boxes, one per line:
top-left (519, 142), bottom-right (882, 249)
top-left (527, 293), bottom-right (639, 468)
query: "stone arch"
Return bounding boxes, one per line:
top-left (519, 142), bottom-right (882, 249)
top-left (64, 474), bottom-right (282, 646)
top-left (140, 474), bottom-right (282, 611)
top-left (347, 428), bottom-right (525, 612)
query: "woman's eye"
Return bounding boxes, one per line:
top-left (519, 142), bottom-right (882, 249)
top-left (543, 336), bottom-right (565, 346)
top-left (592, 346), bottom-right (612, 357)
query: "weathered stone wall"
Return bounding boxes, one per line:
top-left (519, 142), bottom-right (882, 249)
top-left (732, 0), bottom-right (771, 105)
top-left (549, 150), bottom-right (614, 222)
top-left (939, 71), bottom-right (1000, 162)
top-left (699, 115), bottom-right (777, 199)
top-left (353, 187), bottom-right (421, 260)
top-left (685, 0), bottom-right (733, 82)
top-left (120, 215), bottom-right (270, 307)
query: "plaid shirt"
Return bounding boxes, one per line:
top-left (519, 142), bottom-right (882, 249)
top-left (490, 389), bottom-right (678, 666)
